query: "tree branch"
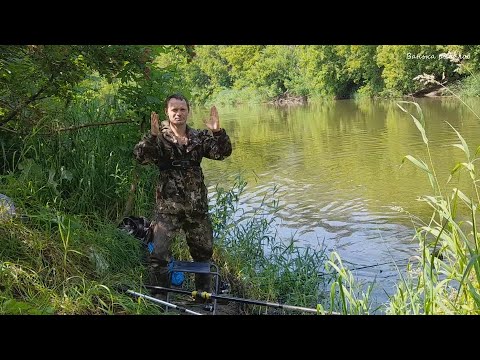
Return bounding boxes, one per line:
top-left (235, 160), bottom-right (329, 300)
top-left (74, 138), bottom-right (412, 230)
top-left (0, 75), bottom-right (53, 127)
top-left (0, 120), bottom-right (135, 136)
top-left (121, 162), bottom-right (140, 221)
top-left (0, 126), bottom-right (19, 134)
top-left (121, 117), bottom-right (146, 221)
top-left (55, 120), bottom-right (134, 132)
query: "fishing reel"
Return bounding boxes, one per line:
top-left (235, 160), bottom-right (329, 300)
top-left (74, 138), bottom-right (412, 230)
top-left (203, 303), bottom-right (214, 312)
top-left (219, 280), bottom-right (230, 294)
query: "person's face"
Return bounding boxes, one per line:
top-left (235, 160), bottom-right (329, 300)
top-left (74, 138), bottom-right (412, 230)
top-left (166, 98), bottom-right (189, 126)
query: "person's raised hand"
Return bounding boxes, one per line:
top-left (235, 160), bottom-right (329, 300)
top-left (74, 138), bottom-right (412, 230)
top-left (204, 106), bottom-right (220, 132)
top-left (151, 111), bottom-right (160, 136)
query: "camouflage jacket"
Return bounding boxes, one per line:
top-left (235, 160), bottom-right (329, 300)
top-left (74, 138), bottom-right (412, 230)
top-left (134, 121), bottom-right (232, 214)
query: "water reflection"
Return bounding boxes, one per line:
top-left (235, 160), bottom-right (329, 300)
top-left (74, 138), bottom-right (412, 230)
top-left (190, 98), bottom-right (480, 311)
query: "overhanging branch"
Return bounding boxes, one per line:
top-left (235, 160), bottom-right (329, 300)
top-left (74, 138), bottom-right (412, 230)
top-left (0, 119), bottom-right (136, 136)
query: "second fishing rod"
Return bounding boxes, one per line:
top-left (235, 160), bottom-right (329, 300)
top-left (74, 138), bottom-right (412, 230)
top-left (145, 285), bottom-right (338, 314)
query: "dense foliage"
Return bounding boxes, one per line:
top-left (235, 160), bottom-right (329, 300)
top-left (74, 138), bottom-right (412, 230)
top-left (156, 45), bottom-right (479, 105)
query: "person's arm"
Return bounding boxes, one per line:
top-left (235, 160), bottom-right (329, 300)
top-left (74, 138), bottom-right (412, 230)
top-left (202, 106), bottom-right (232, 160)
top-left (133, 112), bottom-right (162, 164)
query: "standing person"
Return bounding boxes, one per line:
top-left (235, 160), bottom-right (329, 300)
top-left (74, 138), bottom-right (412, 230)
top-left (133, 93), bottom-right (232, 298)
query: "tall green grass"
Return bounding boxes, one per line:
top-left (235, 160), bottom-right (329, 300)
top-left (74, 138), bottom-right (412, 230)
top-left (205, 176), bottom-right (337, 314)
top-left (0, 206), bottom-right (160, 314)
top-left (385, 100), bottom-right (480, 314)
top-left (1, 174), bottom-right (337, 315)
top-left (1, 95), bottom-right (158, 222)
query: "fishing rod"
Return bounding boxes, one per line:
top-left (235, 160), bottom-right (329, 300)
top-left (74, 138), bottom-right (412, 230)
top-left (145, 285), bottom-right (339, 314)
top-left (317, 258), bottom-right (412, 277)
top-left (120, 287), bottom-right (203, 315)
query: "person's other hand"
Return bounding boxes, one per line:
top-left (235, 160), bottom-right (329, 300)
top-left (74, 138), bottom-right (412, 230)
top-left (204, 106), bottom-right (220, 132)
top-left (151, 111), bottom-right (160, 136)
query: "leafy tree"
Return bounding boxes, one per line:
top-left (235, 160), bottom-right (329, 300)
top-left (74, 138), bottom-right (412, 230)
top-left (336, 45), bottom-right (384, 97)
top-left (376, 45), bottom-right (461, 96)
top-left (0, 46), bottom-right (147, 128)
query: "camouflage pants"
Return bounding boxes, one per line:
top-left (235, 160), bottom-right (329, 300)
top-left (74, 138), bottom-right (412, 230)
top-left (148, 212), bottom-right (213, 293)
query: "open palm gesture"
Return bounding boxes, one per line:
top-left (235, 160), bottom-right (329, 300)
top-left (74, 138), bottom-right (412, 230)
top-left (204, 106), bottom-right (220, 132)
top-left (150, 111), bottom-right (160, 136)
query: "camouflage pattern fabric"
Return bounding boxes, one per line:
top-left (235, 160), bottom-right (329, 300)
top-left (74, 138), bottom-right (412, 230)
top-left (134, 120), bottom-right (232, 293)
top-left (148, 212), bottom-right (213, 292)
top-left (134, 121), bottom-right (232, 214)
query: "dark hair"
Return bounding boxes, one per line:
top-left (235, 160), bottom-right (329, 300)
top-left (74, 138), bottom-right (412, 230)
top-left (164, 93), bottom-right (190, 112)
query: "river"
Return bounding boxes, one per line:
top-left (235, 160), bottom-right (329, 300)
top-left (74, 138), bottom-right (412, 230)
top-left (190, 97), bottom-right (480, 312)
